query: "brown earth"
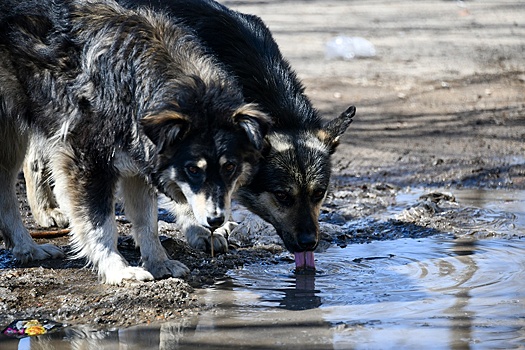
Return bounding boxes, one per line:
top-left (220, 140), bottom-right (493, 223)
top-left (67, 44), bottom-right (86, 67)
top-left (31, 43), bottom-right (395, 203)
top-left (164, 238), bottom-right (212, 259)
top-left (1, 0), bottom-right (524, 330)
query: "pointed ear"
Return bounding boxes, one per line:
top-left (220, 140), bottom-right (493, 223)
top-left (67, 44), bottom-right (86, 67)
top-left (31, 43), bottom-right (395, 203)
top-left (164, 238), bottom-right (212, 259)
top-left (141, 111), bottom-right (189, 152)
top-left (233, 104), bottom-right (272, 151)
top-left (317, 105), bottom-right (355, 154)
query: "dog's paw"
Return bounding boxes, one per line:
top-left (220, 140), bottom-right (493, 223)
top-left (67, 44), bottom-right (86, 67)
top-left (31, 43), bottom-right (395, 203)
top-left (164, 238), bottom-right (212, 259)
top-left (36, 208), bottom-right (69, 228)
top-left (215, 221), bottom-right (238, 236)
top-left (209, 232), bottom-right (229, 254)
top-left (13, 243), bottom-right (64, 264)
top-left (103, 266), bottom-right (154, 285)
top-left (188, 231), bottom-right (229, 254)
top-left (147, 259), bottom-right (190, 279)
top-left (185, 225), bottom-right (231, 254)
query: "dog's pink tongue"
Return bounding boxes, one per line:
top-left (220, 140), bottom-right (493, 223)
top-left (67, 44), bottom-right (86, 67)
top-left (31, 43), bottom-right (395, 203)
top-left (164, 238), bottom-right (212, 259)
top-left (294, 251), bottom-right (315, 270)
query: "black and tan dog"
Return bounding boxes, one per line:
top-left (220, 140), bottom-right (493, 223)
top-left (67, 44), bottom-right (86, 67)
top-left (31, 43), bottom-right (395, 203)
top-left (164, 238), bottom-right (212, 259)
top-left (0, 0), bottom-right (269, 283)
top-left (23, 0), bottom-right (355, 271)
top-left (119, 0), bottom-right (356, 270)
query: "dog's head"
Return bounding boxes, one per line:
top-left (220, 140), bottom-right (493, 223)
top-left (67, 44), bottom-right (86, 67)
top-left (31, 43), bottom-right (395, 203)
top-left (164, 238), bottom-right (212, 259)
top-left (237, 106), bottom-right (355, 255)
top-left (141, 92), bottom-right (270, 230)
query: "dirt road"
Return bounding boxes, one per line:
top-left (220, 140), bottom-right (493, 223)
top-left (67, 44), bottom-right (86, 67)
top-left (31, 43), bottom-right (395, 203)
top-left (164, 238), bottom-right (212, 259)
top-left (247, 0), bottom-right (524, 188)
top-left (1, 0), bottom-right (524, 330)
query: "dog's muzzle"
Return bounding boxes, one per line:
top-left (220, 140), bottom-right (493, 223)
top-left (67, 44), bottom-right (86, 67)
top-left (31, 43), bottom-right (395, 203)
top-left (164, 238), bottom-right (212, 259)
top-left (207, 215), bottom-right (225, 229)
top-left (297, 231), bottom-right (317, 251)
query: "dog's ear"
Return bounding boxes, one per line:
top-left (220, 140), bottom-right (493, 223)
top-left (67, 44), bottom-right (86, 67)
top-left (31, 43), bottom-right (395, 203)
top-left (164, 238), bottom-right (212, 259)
top-left (141, 111), bottom-right (189, 152)
top-left (233, 104), bottom-right (272, 151)
top-left (317, 105), bottom-right (355, 154)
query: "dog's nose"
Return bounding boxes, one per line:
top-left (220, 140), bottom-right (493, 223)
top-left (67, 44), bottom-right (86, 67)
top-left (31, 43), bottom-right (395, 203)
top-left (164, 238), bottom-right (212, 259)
top-left (207, 215), bottom-right (225, 229)
top-left (297, 232), bottom-right (317, 251)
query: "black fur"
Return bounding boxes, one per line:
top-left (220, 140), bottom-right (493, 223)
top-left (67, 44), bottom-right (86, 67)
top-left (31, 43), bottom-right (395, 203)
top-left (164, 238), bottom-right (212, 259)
top-left (121, 0), bottom-right (321, 128)
top-left (0, 0), bottom-right (269, 282)
top-left (120, 0), bottom-right (356, 257)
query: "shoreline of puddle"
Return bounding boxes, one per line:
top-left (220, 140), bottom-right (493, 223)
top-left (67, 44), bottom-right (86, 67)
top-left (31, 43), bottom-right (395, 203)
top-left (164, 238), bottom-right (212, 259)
top-left (2, 187), bottom-right (524, 349)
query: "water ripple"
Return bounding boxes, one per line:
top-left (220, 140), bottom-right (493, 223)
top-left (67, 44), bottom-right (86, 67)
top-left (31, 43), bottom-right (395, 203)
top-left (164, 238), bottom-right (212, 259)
top-left (223, 237), bottom-right (525, 313)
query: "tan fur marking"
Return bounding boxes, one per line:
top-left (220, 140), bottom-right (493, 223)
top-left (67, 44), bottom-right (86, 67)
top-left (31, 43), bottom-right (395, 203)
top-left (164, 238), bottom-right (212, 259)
top-left (143, 109), bottom-right (186, 125)
top-left (270, 134), bottom-right (293, 153)
top-left (316, 129), bottom-right (330, 143)
top-left (305, 134), bottom-right (330, 154)
top-left (232, 103), bottom-right (270, 123)
top-left (196, 158), bottom-right (207, 170)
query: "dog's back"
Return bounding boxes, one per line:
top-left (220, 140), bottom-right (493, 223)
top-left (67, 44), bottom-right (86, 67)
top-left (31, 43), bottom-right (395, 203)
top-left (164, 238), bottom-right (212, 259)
top-left (122, 0), bottom-right (322, 129)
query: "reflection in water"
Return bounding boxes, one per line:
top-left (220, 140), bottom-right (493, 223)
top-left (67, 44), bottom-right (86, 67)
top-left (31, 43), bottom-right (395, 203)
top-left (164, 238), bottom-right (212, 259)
top-left (280, 273), bottom-right (322, 310)
top-left (445, 239), bottom-right (478, 350)
top-left (269, 273), bottom-right (322, 310)
top-left (3, 237), bottom-right (525, 349)
top-left (2, 188), bottom-right (525, 349)
top-left (447, 288), bottom-right (474, 350)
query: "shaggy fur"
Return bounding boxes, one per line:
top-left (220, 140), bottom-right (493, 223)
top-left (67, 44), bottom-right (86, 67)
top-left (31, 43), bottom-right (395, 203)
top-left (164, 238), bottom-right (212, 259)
top-left (21, 0), bottom-right (355, 270)
top-left (0, 0), bottom-right (269, 283)
top-left (119, 0), bottom-right (355, 269)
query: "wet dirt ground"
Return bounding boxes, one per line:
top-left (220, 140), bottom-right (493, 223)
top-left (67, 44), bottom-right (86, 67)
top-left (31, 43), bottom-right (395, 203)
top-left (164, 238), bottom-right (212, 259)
top-left (1, 0), bottom-right (524, 335)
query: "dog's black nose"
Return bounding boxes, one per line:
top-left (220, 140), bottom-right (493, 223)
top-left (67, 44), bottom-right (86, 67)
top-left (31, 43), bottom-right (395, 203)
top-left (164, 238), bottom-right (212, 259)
top-left (297, 232), bottom-right (317, 251)
top-left (207, 215), bottom-right (225, 229)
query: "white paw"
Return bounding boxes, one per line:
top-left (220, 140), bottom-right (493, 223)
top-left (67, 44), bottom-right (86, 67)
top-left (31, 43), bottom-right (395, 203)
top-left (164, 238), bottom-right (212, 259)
top-left (186, 224), bottom-right (233, 254)
top-left (146, 259), bottom-right (189, 279)
top-left (39, 208), bottom-right (69, 228)
top-left (189, 231), bottom-right (229, 253)
top-left (103, 266), bottom-right (154, 285)
top-left (215, 221), bottom-right (238, 236)
top-left (32, 206), bottom-right (66, 228)
top-left (13, 243), bottom-right (64, 263)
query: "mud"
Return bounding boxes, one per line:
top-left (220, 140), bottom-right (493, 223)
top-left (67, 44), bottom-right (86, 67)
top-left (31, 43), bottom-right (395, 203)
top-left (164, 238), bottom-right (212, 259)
top-left (1, 0), bottom-right (524, 331)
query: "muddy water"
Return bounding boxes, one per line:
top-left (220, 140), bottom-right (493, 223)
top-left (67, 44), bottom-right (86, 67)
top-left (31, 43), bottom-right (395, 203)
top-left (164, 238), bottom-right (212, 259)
top-left (2, 189), bottom-right (525, 349)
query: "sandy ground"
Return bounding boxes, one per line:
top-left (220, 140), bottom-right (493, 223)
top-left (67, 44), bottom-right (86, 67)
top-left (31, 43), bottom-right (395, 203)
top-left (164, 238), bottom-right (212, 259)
top-left (1, 0), bottom-right (524, 331)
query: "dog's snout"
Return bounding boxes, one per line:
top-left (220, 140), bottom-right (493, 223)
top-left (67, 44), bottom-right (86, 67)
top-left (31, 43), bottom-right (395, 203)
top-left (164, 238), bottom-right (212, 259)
top-left (297, 232), bottom-right (317, 251)
top-left (207, 215), bottom-right (225, 229)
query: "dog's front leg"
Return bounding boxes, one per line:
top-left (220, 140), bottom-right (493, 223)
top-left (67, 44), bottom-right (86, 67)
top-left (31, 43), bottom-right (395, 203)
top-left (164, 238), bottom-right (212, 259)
top-left (0, 127), bottom-right (63, 263)
top-left (121, 175), bottom-right (189, 279)
top-left (52, 154), bottom-right (154, 284)
top-left (0, 171), bottom-right (64, 262)
top-left (23, 133), bottom-right (68, 228)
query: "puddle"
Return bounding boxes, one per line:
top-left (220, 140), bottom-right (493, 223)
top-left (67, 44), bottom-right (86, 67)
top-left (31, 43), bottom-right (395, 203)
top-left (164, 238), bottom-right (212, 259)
top-left (206, 237), bottom-right (525, 349)
top-left (2, 188), bottom-right (525, 349)
top-left (392, 187), bottom-right (525, 230)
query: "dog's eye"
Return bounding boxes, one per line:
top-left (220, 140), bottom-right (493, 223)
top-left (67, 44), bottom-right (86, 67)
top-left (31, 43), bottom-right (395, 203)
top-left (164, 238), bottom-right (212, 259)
top-left (274, 191), bottom-right (291, 205)
top-left (312, 189), bottom-right (326, 201)
top-left (186, 165), bottom-right (201, 176)
top-left (223, 162), bottom-right (236, 174)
